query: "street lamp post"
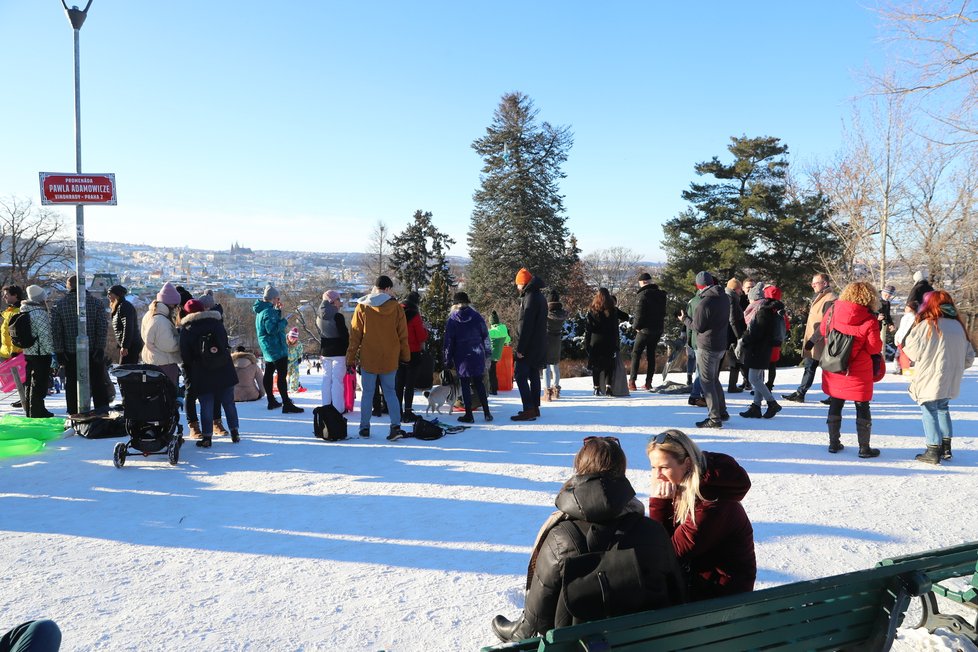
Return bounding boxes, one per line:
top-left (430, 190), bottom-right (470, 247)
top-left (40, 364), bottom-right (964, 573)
top-left (63, 0), bottom-right (94, 414)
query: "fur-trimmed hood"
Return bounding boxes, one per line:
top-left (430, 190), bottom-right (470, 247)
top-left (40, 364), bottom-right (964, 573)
top-left (180, 309), bottom-right (223, 325)
top-left (232, 351), bottom-right (258, 368)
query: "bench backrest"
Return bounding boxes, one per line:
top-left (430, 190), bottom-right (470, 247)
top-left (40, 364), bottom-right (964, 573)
top-left (878, 540), bottom-right (978, 602)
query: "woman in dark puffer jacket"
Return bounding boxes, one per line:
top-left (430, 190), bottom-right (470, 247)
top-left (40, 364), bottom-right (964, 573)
top-left (491, 437), bottom-right (686, 642)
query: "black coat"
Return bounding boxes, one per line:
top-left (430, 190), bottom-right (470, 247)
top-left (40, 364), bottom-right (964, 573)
top-left (585, 308), bottom-right (627, 363)
top-left (545, 302), bottom-right (568, 365)
top-left (516, 275), bottom-right (548, 369)
top-left (178, 310), bottom-right (238, 395)
top-left (111, 299), bottom-right (143, 351)
top-left (632, 284), bottom-right (666, 335)
top-left (908, 279), bottom-right (935, 306)
top-left (741, 299), bottom-right (784, 370)
top-left (523, 473), bottom-right (687, 634)
top-left (726, 289), bottom-right (746, 346)
top-left (684, 284), bottom-right (730, 353)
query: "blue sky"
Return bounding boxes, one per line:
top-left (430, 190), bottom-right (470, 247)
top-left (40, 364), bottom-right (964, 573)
top-left (0, 2), bottom-right (887, 261)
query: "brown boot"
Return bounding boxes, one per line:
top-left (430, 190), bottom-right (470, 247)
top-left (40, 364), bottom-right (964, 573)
top-left (188, 420), bottom-right (202, 439)
top-left (213, 419), bottom-right (229, 436)
top-left (542, 388), bottom-right (553, 402)
top-left (553, 385), bottom-right (561, 399)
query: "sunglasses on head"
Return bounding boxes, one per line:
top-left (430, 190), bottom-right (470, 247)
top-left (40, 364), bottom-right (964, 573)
top-left (648, 431), bottom-right (676, 446)
top-left (583, 436), bottom-right (620, 447)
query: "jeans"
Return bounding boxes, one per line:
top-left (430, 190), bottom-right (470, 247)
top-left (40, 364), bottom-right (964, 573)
top-left (544, 362), bottom-right (560, 389)
top-left (749, 368), bottom-right (775, 404)
top-left (186, 383), bottom-right (222, 424)
top-left (920, 398), bottom-right (952, 446)
top-left (630, 330), bottom-right (661, 385)
top-left (514, 358), bottom-right (541, 411)
top-left (263, 357), bottom-right (290, 405)
top-left (359, 370), bottom-right (400, 431)
top-left (797, 357), bottom-right (819, 395)
top-left (697, 348), bottom-right (727, 420)
top-left (320, 355), bottom-right (346, 412)
top-left (198, 385), bottom-right (238, 436)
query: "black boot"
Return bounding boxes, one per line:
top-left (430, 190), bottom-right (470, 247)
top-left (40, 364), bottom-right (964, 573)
top-left (942, 438), bottom-right (952, 460)
top-left (282, 402), bottom-right (305, 414)
top-left (781, 390), bottom-right (804, 403)
top-left (230, 428), bottom-right (240, 444)
top-left (195, 437), bottom-right (212, 448)
top-left (915, 445), bottom-right (942, 465)
top-left (739, 403), bottom-right (762, 419)
top-left (458, 410), bottom-right (474, 423)
top-left (483, 408), bottom-right (493, 422)
top-left (827, 415), bottom-right (844, 453)
top-left (267, 399), bottom-right (282, 410)
top-left (856, 418), bottom-right (879, 458)
top-left (593, 386), bottom-right (603, 396)
top-left (763, 401), bottom-right (782, 419)
top-left (491, 614), bottom-right (535, 643)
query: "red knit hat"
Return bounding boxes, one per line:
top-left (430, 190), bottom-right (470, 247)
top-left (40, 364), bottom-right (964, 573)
top-left (515, 268), bottom-right (532, 286)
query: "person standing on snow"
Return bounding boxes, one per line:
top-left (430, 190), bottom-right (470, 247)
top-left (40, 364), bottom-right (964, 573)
top-left (254, 284), bottom-right (303, 414)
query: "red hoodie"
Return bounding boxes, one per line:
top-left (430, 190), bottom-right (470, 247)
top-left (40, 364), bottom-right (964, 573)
top-left (649, 452), bottom-right (756, 601)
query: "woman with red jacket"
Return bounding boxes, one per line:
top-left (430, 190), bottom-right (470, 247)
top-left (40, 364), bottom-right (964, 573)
top-left (395, 291), bottom-right (428, 422)
top-left (647, 429), bottom-right (756, 601)
top-left (820, 281), bottom-right (884, 458)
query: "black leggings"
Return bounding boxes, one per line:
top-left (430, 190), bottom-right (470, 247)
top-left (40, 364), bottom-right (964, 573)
top-left (827, 397), bottom-right (871, 421)
top-left (263, 357), bottom-right (290, 404)
top-left (591, 353), bottom-right (615, 389)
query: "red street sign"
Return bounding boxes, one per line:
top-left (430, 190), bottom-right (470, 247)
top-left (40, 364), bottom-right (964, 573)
top-left (39, 172), bottom-right (117, 205)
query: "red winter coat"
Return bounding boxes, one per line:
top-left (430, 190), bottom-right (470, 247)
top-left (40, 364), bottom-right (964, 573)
top-left (762, 286), bottom-right (789, 362)
top-left (403, 307), bottom-right (428, 354)
top-left (819, 300), bottom-right (882, 402)
top-left (649, 452), bottom-right (756, 601)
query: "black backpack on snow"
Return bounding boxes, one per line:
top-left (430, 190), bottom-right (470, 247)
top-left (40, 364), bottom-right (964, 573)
top-left (558, 513), bottom-right (658, 624)
top-left (313, 405), bottom-right (348, 441)
top-left (9, 312), bottom-right (36, 349)
top-left (412, 417), bottom-right (444, 441)
top-left (197, 331), bottom-right (228, 370)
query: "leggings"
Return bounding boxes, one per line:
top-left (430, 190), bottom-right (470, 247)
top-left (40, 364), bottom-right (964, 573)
top-left (263, 357), bottom-right (290, 404)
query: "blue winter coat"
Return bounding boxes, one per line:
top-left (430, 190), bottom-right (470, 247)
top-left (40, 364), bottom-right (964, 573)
top-left (444, 305), bottom-right (491, 378)
top-left (253, 300), bottom-right (288, 362)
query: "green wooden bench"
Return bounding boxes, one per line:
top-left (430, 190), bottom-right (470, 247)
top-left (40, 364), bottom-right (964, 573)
top-left (877, 540), bottom-right (978, 642)
top-left (482, 560), bottom-right (932, 651)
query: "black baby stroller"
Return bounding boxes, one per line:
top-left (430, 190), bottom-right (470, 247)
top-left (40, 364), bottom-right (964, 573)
top-left (109, 364), bottom-right (184, 468)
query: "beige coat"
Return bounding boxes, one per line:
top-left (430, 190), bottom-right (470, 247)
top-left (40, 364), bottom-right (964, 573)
top-left (903, 318), bottom-right (975, 404)
top-left (140, 301), bottom-right (182, 366)
top-left (232, 351), bottom-right (265, 401)
top-left (803, 289), bottom-right (837, 360)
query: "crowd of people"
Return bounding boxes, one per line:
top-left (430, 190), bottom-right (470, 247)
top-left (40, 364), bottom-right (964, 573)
top-left (2, 264), bottom-right (975, 648)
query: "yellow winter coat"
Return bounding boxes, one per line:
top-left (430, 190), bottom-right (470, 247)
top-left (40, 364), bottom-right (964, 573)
top-left (346, 292), bottom-right (409, 374)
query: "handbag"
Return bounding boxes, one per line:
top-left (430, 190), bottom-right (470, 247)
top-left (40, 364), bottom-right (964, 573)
top-left (871, 353), bottom-right (885, 382)
top-left (820, 307), bottom-right (855, 374)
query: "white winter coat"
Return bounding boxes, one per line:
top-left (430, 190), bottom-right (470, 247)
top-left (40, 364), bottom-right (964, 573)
top-left (903, 317), bottom-right (975, 404)
top-left (140, 301), bottom-right (182, 366)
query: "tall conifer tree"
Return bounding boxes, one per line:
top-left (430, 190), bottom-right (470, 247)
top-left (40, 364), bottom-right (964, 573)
top-left (467, 92), bottom-right (574, 312)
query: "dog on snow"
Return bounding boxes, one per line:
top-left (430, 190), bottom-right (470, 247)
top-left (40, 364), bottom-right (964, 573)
top-left (424, 384), bottom-right (457, 414)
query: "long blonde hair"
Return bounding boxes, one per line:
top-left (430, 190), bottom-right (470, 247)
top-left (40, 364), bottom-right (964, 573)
top-left (646, 429), bottom-right (707, 525)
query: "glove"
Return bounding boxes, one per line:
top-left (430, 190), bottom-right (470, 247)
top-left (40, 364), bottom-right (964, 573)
top-left (803, 340), bottom-right (814, 352)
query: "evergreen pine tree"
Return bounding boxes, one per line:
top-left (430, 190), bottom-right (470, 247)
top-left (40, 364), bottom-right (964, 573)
top-left (467, 92), bottom-right (574, 312)
top-left (421, 263), bottom-right (454, 372)
top-left (388, 210), bottom-right (456, 292)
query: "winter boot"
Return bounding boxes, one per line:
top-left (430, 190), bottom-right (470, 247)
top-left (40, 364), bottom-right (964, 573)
top-left (553, 385), bottom-right (561, 399)
top-left (942, 438), bottom-right (952, 460)
top-left (781, 390), bottom-right (805, 403)
top-left (593, 386), bottom-right (603, 396)
top-left (458, 410), bottom-right (475, 423)
top-left (187, 421), bottom-right (202, 439)
top-left (267, 399), bottom-right (282, 410)
top-left (213, 419), bottom-right (228, 436)
top-left (856, 418), bottom-right (880, 458)
top-left (763, 401), bottom-right (782, 419)
top-left (915, 445), bottom-right (942, 465)
top-left (739, 403), bottom-right (763, 419)
top-left (483, 407), bottom-right (493, 422)
top-left (282, 402), bottom-right (305, 414)
top-left (627, 379), bottom-right (638, 391)
top-left (491, 615), bottom-right (535, 643)
top-left (605, 385), bottom-right (613, 396)
top-left (542, 388), bottom-right (553, 402)
top-left (195, 437), bottom-right (212, 448)
top-left (827, 415), bottom-right (844, 453)
top-left (230, 428), bottom-right (240, 444)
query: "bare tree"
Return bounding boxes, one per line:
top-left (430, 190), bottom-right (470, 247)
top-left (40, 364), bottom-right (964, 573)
top-left (876, 1), bottom-right (978, 141)
top-left (0, 195), bottom-right (73, 286)
top-left (361, 220), bottom-right (389, 282)
top-left (582, 247), bottom-right (641, 300)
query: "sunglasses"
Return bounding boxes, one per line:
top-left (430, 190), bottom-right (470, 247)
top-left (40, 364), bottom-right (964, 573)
top-left (647, 432), bottom-right (675, 446)
top-left (583, 436), bottom-right (620, 447)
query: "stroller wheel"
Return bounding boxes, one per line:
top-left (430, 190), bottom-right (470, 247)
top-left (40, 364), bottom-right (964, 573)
top-left (113, 442), bottom-right (127, 469)
top-left (167, 439), bottom-right (180, 466)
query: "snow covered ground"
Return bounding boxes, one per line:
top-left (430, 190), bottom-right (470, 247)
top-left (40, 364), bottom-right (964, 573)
top-left (2, 364), bottom-right (977, 651)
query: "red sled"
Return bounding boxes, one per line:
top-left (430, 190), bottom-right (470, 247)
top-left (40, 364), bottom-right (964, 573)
top-left (343, 370), bottom-right (356, 414)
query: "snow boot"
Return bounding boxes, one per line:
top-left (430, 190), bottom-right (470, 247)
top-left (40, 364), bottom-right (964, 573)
top-left (458, 410), bottom-right (475, 423)
top-left (781, 390), bottom-right (804, 403)
top-left (856, 418), bottom-right (880, 458)
top-left (827, 415), bottom-right (844, 453)
top-left (213, 419), bottom-right (228, 436)
top-left (542, 388), bottom-right (553, 402)
top-left (553, 385), bottom-right (561, 399)
top-left (739, 403), bottom-right (763, 419)
top-left (915, 445), bottom-right (942, 465)
top-left (942, 438), bottom-right (952, 460)
top-left (763, 401), bottom-right (782, 419)
top-left (483, 407), bottom-right (493, 422)
top-left (195, 437), bottom-right (212, 448)
top-left (491, 615), bottom-right (535, 643)
top-left (593, 386), bottom-right (603, 396)
top-left (187, 420), bottom-right (202, 440)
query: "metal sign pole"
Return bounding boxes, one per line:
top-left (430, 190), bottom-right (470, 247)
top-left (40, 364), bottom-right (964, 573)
top-left (64, 1), bottom-right (94, 414)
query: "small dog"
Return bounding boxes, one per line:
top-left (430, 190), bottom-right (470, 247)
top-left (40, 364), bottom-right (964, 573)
top-left (424, 384), bottom-right (457, 414)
